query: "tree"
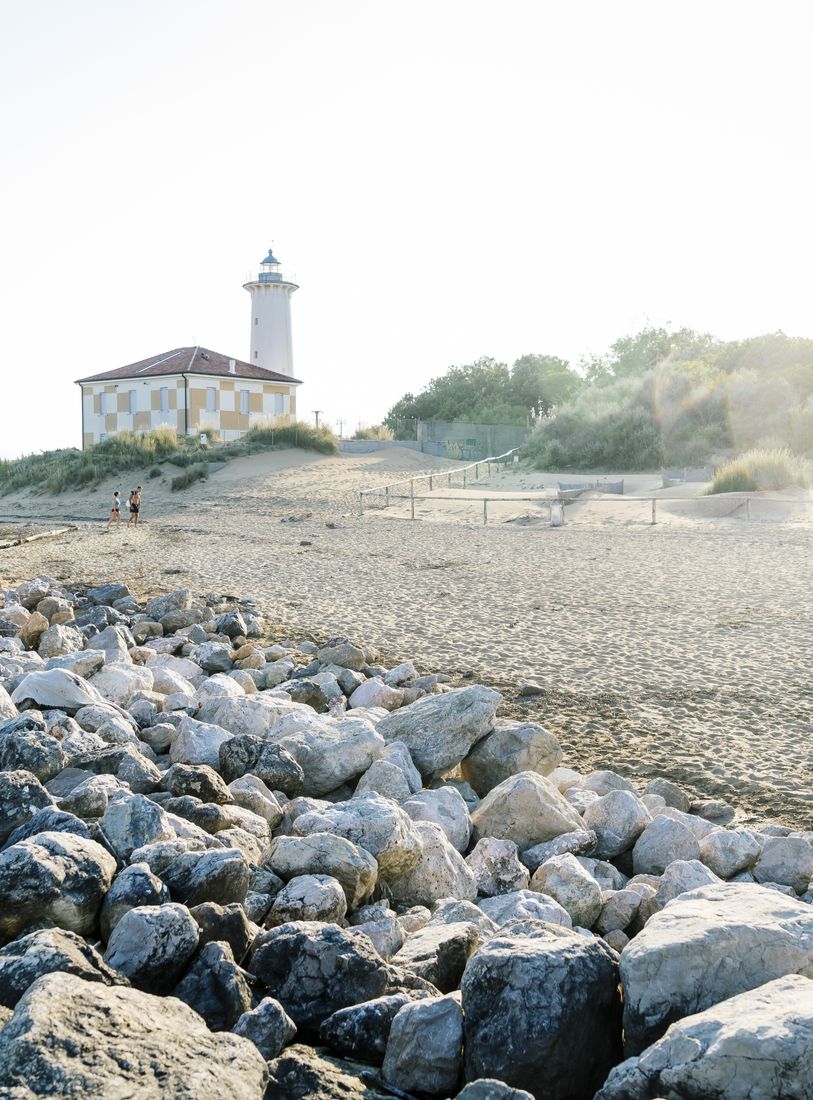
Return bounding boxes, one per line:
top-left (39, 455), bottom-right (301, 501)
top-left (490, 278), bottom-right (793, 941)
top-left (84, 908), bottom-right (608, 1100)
top-left (510, 354), bottom-right (582, 417)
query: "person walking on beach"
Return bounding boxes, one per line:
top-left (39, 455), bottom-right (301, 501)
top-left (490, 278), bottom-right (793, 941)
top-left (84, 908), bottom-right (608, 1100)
top-left (107, 490), bottom-right (122, 529)
top-left (128, 486), bottom-right (142, 527)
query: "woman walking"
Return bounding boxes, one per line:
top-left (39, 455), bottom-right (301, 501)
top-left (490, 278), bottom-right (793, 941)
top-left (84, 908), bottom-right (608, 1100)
top-left (107, 490), bottom-right (122, 529)
top-left (127, 486), bottom-right (142, 527)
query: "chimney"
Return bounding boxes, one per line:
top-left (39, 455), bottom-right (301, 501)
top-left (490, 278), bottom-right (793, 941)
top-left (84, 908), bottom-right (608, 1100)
top-left (229, 359), bottom-right (236, 375)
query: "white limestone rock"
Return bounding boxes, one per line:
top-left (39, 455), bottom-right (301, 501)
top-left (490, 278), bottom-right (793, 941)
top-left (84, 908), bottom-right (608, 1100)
top-left (388, 820), bottom-right (477, 908)
top-left (461, 718), bottom-right (563, 797)
top-left (632, 814), bottom-right (701, 876)
top-left (470, 772), bottom-right (583, 849)
top-left (582, 790), bottom-right (652, 859)
top-left (466, 838), bottom-right (529, 897)
top-left (530, 852), bottom-right (603, 929)
top-left (403, 786), bottom-right (472, 853)
top-left (698, 826), bottom-right (761, 879)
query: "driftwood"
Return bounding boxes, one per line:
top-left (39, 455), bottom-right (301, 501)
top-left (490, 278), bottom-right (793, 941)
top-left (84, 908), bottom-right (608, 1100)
top-left (0, 525), bottom-right (78, 550)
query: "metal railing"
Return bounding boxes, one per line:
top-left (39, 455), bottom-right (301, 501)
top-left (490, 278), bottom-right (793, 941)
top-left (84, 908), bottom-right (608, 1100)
top-left (358, 448), bottom-right (520, 517)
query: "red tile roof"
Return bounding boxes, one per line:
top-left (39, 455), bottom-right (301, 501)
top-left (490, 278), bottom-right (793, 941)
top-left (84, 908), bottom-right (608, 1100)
top-left (75, 347), bottom-right (301, 385)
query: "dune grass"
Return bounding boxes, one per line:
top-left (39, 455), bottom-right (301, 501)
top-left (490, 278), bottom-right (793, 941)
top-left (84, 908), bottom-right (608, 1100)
top-left (705, 448), bottom-right (810, 494)
top-left (0, 421), bottom-right (338, 496)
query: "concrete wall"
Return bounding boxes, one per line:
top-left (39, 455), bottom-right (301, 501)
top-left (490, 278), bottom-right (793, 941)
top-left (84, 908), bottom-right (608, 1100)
top-left (339, 440), bottom-right (424, 455)
top-left (80, 373), bottom-right (297, 448)
top-left (416, 421), bottom-right (529, 459)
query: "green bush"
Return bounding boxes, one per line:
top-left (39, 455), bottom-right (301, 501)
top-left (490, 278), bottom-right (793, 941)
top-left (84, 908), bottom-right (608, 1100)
top-left (245, 420), bottom-right (338, 454)
top-left (171, 464), bottom-right (209, 491)
top-left (149, 466), bottom-right (161, 478)
top-left (705, 449), bottom-right (809, 494)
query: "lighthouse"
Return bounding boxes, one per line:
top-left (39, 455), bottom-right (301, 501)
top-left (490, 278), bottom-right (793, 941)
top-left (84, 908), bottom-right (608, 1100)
top-left (243, 246), bottom-right (298, 377)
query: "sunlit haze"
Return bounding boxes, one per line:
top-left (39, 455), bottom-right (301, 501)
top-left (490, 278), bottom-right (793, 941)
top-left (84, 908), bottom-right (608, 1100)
top-left (1, 0), bottom-right (811, 457)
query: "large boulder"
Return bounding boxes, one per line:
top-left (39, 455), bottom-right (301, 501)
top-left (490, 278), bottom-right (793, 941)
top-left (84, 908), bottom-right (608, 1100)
top-left (632, 814), bottom-right (700, 876)
top-left (103, 902), bottom-right (199, 993)
top-left (596, 975), bottom-right (813, 1100)
top-left (173, 939), bottom-right (253, 1031)
top-left (99, 793), bottom-right (175, 862)
top-left (383, 996), bottom-right (463, 1096)
top-left (265, 833), bottom-right (378, 909)
top-left (478, 889), bottom-right (572, 928)
top-left (753, 836), bottom-right (813, 894)
top-left (161, 847), bottom-right (251, 907)
top-left (378, 685), bottom-right (501, 781)
top-left (462, 924), bottom-right (622, 1100)
top-left (85, 625), bottom-right (135, 664)
top-left (219, 734), bottom-right (304, 794)
top-left (466, 838), bottom-right (529, 896)
top-left (170, 714), bottom-right (233, 770)
top-left (393, 921), bottom-right (479, 993)
top-left (267, 1044), bottom-right (394, 1100)
top-left (0, 971), bottom-right (268, 1096)
top-left (582, 789), bottom-right (652, 859)
top-left (621, 882), bottom-right (813, 1054)
top-left (293, 793), bottom-right (423, 881)
top-left (0, 770), bottom-right (54, 845)
top-left (529, 852), bottom-right (603, 928)
top-left (251, 921), bottom-right (402, 1032)
top-left (319, 993), bottom-right (420, 1064)
top-left (698, 827), bottom-right (761, 879)
top-left (11, 668), bottom-right (107, 713)
top-left (388, 821), bottom-right (477, 909)
top-left (268, 874), bottom-right (348, 926)
top-left (234, 996), bottom-right (297, 1060)
top-left (403, 786), bottom-right (472, 853)
top-left (470, 772), bottom-right (582, 849)
top-left (460, 719), bottom-right (562, 796)
top-left (89, 662), bottom-right (153, 706)
top-left (196, 693), bottom-right (297, 738)
top-left (0, 721), bottom-right (67, 784)
top-left (274, 717), bottom-right (385, 796)
top-left (0, 831), bottom-right (116, 941)
top-left (0, 927), bottom-right (124, 1009)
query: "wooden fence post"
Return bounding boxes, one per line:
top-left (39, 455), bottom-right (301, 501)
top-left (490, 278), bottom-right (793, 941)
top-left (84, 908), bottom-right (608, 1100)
top-left (385, 486), bottom-right (389, 508)
top-left (429, 475), bottom-right (433, 491)
top-left (651, 499), bottom-right (656, 525)
top-left (463, 469), bottom-right (467, 488)
top-left (359, 492), bottom-right (364, 517)
top-left (410, 480), bottom-right (415, 520)
top-left (483, 498), bottom-right (488, 525)
top-left (746, 497), bottom-right (751, 521)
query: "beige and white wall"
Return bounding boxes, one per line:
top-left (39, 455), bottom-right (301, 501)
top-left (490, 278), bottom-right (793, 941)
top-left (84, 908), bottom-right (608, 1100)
top-left (80, 373), bottom-right (297, 448)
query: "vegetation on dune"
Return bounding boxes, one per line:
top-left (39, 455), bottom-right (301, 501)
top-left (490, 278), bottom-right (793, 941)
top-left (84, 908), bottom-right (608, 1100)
top-left (705, 449), bottom-right (809, 494)
top-left (352, 425), bottom-right (395, 441)
top-left (0, 421), bottom-right (338, 496)
top-left (170, 464), bottom-right (209, 491)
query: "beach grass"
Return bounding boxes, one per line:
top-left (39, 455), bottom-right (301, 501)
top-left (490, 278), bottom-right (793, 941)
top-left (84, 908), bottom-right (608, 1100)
top-left (705, 448), bottom-right (809, 494)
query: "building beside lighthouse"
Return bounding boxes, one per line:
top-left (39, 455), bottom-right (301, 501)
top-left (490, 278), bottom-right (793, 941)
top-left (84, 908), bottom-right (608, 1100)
top-left (76, 247), bottom-right (301, 448)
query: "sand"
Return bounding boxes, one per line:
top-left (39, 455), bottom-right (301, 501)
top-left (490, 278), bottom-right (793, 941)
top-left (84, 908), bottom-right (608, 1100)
top-left (1, 446), bottom-right (811, 827)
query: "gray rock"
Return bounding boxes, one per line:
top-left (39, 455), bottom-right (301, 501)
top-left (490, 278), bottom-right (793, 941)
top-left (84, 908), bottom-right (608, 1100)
top-left (651, 858), bottom-right (721, 912)
top-left (317, 641), bottom-right (366, 670)
top-left (519, 829), bottom-right (597, 872)
top-left (0, 830), bottom-right (116, 941)
top-left (632, 814), bottom-right (701, 876)
top-left (596, 974), bottom-right (813, 1100)
top-left (173, 939), bottom-right (253, 1030)
top-left (470, 771), bottom-right (583, 849)
top-left (621, 881), bottom-right (813, 1054)
top-left (0, 971), bottom-right (268, 1096)
top-left (462, 924), bottom-right (622, 1100)
top-left (699, 827), bottom-right (761, 879)
top-left (275, 716), bottom-right (385, 797)
top-left (146, 588), bottom-right (193, 620)
top-left (88, 582), bottom-right (130, 606)
top-left (268, 873), bottom-right (348, 926)
top-left (12, 668), bottom-right (109, 713)
top-left (378, 685), bottom-right (501, 782)
top-left (103, 902), bottom-right (199, 993)
top-left (45, 649), bottom-right (106, 680)
top-left (466, 838), bottom-right (529, 896)
top-left (460, 718), bottom-right (562, 796)
top-left (161, 762), bottom-right (232, 804)
top-left (0, 722), bottom-right (67, 784)
top-left (477, 889), bottom-right (572, 929)
top-left (194, 641), bottom-right (234, 673)
top-left (85, 625), bottom-right (135, 664)
top-left (394, 921), bottom-right (479, 992)
top-left (403, 786), bottom-right (472, 853)
top-left (190, 901), bottom-right (253, 963)
top-left (530, 852), bottom-right (604, 928)
top-left (643, 776), bottom-right (692, 812)
top-left (388, 820), bottom-right (477, 909)
top-left (0, 927), bottom-right (124, 1008)
top-left (430, 899), bottom-right (498, 937)
top-left (265, 832), bottom-right (378, 909)
top-left (162, 847), bottom-right (251, 907)
top-left (170, 713), bottom-right (232, 769)
top-left (1, 806), bottom-right (90, 852)
top-left (0, 770), bottom-right (54, 844)
top-left (595, 888), bottom-right (644, 936)
top-left (36, 624), bottom-right (84, 660)
top-left (320, 993), bottom-right (418, 1064)
top-left (754, 836), bottom-right (813, 894)
top-left (456, 1082), bottom-right (534, 1100)
top-left (219, 733), bottom-right (305, 793)
top-left (266, 1044), bottom-right (393, 1099)
top-left (383, 996), bottom-right (463, 1096)
top-left (99, 793), bottom-right (175, 862)
top-left (582, 789), bottom-right (652, 859)
top-left (234, 996), bottom-right (297, 1059)
top-left (99, 861), bottom-right (170, 941)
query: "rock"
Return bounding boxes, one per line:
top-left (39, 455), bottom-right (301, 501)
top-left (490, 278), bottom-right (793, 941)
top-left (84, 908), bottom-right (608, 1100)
top-left (349, 677), bottom-right (403, 711)
top-left (394, 921), bottom-right (479, 992)
top-left (146, 652), bottom-right (206, 688)
top-left (519, 829), bottom-right (597, 872)
top-left (99, 861), bottom-right (170, 940)
top-left (699, 827), bottom-right (761, 879)
top-left (103, 902), bottom-right (199, 993)
top-left (530, 852), bottom-right (604, 928)
top-left (754, 836), bottom-right (813, 893)
top-left (462, 924), bottom-right (622, 1100)
top-left (150, 664), bottom-right (197, 697)
top-left (595, 887), bottom-right (644, 936)
top-left (621, 881), bottom-right (813, 1054)
top-left (460, 719), bottom-right (562, 797)
top-left (173, 939), bottom-right (253, 1030)
top-left (388, 821), bottom-right (477, 908)
top-left (354, 759), bottom-right (413, 803)
top-left (0, 722), bottom-right (67, 784)
top-left (0, 927), bottom-right (124, 1008)
top-left (632, 814), bottom-right (701, 876)
top-left (293, 793), bottom-right (423, 881)
top-left (651, 858), bottom-right (721, 912)
top-left (430, 899), bottom-right (498, 937)
top-left (267, 1044), bottom-right (393, 1099)
top-left (190, 901), bottom-right (252, 962)
top-left (1, 806), bottom-right (90, 851)
top-left (378, 685), bottom-right (501, 781)
top-left (268, 874), bottom-right (348, 926)
top-left (403, 786), bottom-right (472, 853)
top-left (466, 838), bottom-right (529, 896)
top-left (195, 641), bottom-right (234, 673)
top-left (0, 683), bottom-right (16, 720)
top-left (251, 921), bottom-right (400, 1032)
top-left (595, 974), bottom-right (813, 1100)
top-left (318, 641), bottom-right (366, 670)
top-left (692, 797), bottom-right (736, 824)
top-left (99, 793), bottom-right (175, 862)
top-left (0, 830), bottom-right (116, 941)
top-left (352, 908), bottom-right (405, 959)
top-left (265, 833), bottom-right (378, 909)
top-left (470, 772), bottom-right (583, 849)
top-left (456, 1083), bottom-right (534, 1100)
top-left (145, 588), bottom-right (192, 619)
top-left (577, 856), bottom-right (630, 891)
top-left (383, 996), bottom-right (463, 1095)
top-left (12, 668), bottom-right (107, 713)
top-left (90, 661), bottom-right (154, 705)
top-left (21, 611), bottom-right (49, 648)
top-left (59, 773), bottom-right (119, 818)
top-left (0, 971), bottom-right (268, 1095)
top-left (582, 790), bottom-right (652, 859)
top-left (0, 770), bottom-right (55, 844)
top-left (643, 776), bottom-right (692, 812)
top-left (228, 774), bottom-right (282, 826)
top-left (85, 625), bottom-right (135, 664)
top-left (170, 713), bottom-right (233, 769)
top-left (234, 996), bottom-right (297, 1059)
top-left (275, 716), bottom-right (385, 797)
top-left (478, 890), bottom-right (572, 929)
top-left (219, 734), bottom-right (305, 793)
top-left (161, 762), bottom-right (232, 804)
top-left (320, 993), bottom-right (418, 1064)
top-left (88, 582), bottom-right (130, 605)
top-left (197, 693), bottom-right (296, 737)
top-left (162, 847), bottom-right (251, 907)
top-left (36, 624), bottom-right (84, 659)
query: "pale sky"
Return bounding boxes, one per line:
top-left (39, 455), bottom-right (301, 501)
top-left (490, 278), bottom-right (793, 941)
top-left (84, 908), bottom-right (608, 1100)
top-left (1, 1), bottom-right (811, 458)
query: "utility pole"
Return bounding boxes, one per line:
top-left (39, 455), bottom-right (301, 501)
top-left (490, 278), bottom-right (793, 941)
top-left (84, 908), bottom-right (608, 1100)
top-left (337, 419), bottom-right (344, 438)
top-left (312, 410), bottom-right (323, 428)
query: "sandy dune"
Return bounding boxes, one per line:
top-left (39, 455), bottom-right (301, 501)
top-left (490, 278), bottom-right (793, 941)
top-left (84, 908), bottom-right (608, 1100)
top-left (1, 446), bottom-right (811, 827)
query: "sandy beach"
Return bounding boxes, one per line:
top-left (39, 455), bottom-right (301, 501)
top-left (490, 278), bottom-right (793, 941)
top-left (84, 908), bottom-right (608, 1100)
top-left (1, 446), bottom-right (811, 827)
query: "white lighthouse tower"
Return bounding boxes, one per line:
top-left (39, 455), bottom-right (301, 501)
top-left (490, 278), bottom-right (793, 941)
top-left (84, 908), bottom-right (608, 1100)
top-left (243, 246), bottom-right (298, 377)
